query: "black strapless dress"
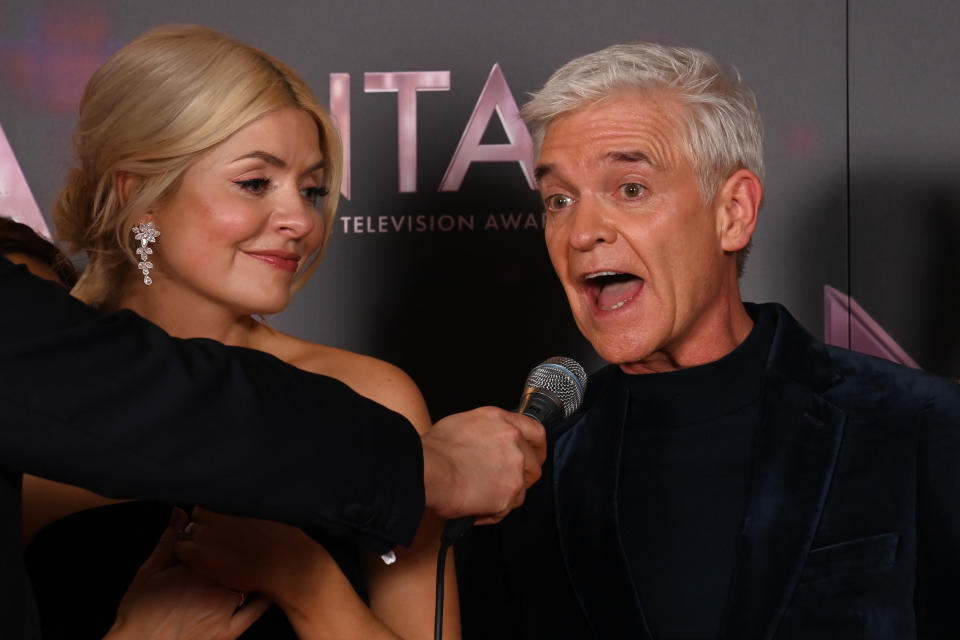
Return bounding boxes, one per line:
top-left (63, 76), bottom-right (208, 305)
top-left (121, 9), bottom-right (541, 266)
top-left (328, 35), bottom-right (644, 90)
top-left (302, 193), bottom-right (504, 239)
top-left (25, 501), bottom-right (367, 639)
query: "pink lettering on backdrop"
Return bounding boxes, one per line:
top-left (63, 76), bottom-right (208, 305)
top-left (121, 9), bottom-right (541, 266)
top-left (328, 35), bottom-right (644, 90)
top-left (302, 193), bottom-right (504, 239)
top-left (329, 73), bottom-right (351, 200)
top-left (364, 71), bottom-right (451, 193)
top-left (440, 63), bottom-right (535, 192)
top-left (0, 123), bottom-right (49, 238)
top-left (823, 284), bottom-right (919, 368)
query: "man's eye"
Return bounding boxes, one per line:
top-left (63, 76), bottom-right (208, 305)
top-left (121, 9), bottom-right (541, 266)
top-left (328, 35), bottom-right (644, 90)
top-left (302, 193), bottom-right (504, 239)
top-left (545, 194), bottom-right (574, 211)
top-left (237, 178), bottom-right (270, 194)
top-left (620, 183), bottom-right (645, 198)
top-left (301, 185), bottom-right (330, 210)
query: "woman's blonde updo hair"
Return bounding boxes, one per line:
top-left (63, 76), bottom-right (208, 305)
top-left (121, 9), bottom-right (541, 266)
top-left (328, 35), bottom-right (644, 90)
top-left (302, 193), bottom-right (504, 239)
top-left (54, 24), bottom-right (342, 308)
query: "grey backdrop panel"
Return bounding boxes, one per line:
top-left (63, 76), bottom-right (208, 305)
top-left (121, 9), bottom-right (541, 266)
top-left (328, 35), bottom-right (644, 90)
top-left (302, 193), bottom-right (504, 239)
top-left (0, 0), bottom-right (859, 417)
top-left (15, 0), bottom-right (960, 632)
top-left (7, 3), bottom-right (960, 634)
top-left (849, 0), bottom-right (960, 377)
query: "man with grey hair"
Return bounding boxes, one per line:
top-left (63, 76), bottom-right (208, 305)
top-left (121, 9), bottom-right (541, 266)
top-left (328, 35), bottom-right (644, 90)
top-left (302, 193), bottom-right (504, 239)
top-left (461, 42), bottom-right (960, 639)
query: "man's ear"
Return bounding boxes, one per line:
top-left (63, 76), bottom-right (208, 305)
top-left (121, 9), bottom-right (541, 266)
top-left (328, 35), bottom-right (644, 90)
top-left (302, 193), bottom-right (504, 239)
top-left (114, 171), bottom-right (142, 209)
top-left (715, 169), bottom-right (762, 253)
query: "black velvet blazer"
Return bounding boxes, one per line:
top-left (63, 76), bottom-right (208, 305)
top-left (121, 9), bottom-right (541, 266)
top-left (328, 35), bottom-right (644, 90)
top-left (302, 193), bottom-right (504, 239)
top-left (469, 303), bottom-right (960, 639)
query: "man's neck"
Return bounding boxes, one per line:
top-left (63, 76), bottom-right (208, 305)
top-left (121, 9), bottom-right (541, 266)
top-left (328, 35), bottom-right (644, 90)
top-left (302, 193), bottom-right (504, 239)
top-left (620, 296), bottom-right (754, 375)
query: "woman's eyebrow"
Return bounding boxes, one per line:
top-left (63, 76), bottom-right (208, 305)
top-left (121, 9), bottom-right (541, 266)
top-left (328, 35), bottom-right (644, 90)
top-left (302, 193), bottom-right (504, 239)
top-left (232, 150), bottom-right (286, 168)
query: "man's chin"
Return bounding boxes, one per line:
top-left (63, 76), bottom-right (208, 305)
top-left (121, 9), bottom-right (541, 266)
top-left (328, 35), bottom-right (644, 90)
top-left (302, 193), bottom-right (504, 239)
top-left (587, 335), bottom-right (657, 372)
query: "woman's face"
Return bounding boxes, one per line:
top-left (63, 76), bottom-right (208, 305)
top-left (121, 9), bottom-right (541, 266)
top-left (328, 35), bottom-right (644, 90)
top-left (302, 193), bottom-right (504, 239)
top-left (146, 107), bottom-right (327, 316)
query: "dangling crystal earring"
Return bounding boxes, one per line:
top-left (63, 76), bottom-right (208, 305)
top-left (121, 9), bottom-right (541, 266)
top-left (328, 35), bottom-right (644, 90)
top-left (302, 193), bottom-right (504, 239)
top-left (132, 221), bottom-right (160, 285)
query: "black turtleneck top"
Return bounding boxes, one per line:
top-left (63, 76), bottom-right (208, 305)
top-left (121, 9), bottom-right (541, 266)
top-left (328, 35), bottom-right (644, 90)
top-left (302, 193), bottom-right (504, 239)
top-left (617, 305), bottom-right (776, 640)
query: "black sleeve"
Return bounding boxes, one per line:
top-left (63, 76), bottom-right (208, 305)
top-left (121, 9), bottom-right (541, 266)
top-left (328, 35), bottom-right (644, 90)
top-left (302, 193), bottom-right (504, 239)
top-left (0, 255), bottom-right (424, 552)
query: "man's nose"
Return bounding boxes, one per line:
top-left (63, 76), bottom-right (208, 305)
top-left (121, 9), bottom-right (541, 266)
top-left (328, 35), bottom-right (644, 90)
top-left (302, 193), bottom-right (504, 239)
top-left (568, 195), bottom-right (617, 250)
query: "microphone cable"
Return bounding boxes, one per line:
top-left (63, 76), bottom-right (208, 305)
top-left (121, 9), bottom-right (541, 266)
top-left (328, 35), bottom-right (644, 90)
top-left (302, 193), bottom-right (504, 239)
top-left (434, 536), bottom-right (450, 640)
top-left (432, 357), bottom-right (587, 640)
top-left (434, 518), bottom-right (471, 640)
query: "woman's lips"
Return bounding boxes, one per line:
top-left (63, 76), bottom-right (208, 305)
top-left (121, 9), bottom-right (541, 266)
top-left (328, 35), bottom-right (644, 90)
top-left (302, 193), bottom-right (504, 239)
top-left (245, 251), bottom-right (300, 273)
top-left (583, 271), bottom-right (644, 312)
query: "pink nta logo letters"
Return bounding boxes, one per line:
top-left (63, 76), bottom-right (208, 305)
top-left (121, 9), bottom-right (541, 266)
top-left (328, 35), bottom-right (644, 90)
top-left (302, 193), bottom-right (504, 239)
top-left (0, 123), bottom-right (49, 238)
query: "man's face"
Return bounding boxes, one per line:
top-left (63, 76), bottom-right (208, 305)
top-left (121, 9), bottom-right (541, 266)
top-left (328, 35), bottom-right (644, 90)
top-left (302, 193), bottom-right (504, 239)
top-left (537, 92), bottom-right (739, 373)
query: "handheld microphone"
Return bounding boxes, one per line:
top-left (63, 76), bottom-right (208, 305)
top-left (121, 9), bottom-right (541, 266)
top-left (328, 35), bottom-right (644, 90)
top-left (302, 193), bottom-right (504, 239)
top-left (517, 356), bottom-right (587, 427)
top-left (434, 357), bottom-right (587, 640)
top-left (441, 356), bottom-right (587, 543)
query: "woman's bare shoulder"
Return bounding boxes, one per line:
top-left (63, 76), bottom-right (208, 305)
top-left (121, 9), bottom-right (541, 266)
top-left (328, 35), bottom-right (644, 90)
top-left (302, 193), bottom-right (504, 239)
top-left (22, 476), bottom-right (126, 546)
top-left (265, 330), bottom-right (432, 433)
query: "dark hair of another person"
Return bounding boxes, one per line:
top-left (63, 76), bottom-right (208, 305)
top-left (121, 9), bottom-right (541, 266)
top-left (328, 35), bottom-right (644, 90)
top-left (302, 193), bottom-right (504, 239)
top-left (0, 217), bottom-right (79, 287)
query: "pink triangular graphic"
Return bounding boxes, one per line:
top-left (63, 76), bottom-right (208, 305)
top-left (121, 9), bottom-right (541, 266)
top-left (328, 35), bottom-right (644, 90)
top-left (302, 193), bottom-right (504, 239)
top-left (823, 284), bottom-right (920, 369)
top-left (0, 122), bottom-right (49, 238)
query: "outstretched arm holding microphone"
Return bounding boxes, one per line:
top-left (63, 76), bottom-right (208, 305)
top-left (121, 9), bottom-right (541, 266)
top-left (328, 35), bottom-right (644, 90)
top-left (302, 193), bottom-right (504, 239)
top-left (1, 253), bottom-right (542, 543)
top-left (0, 254), bottom-right (544, 638)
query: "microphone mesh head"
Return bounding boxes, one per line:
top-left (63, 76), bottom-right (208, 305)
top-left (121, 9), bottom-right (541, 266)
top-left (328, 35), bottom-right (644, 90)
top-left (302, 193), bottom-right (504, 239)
top-left (524, 356), bottom-right (587, 417)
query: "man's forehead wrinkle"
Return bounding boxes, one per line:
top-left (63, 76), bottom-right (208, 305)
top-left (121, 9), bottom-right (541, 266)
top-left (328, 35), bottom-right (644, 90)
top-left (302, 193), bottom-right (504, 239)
top-left (559, 125), bottom-right (672, 167)
top-left (605, 150), bottom-right (661, 171)
top-left (538, 100), bottom-right (685, 184)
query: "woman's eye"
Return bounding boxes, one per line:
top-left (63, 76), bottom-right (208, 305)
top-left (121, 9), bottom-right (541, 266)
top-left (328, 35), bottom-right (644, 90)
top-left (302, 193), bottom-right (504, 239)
top-left (544, 194), bottom-right (575, 211)
top-left (301, 185), bottom-right (330, 209)
top-left (620, 183), bottom-right (645, 199)
top-left (237, 178), bottom-right (270, 194)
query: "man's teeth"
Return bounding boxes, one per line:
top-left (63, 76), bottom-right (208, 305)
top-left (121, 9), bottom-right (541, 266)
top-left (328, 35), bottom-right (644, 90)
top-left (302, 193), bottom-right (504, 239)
top-left (600, 300), bottom-right (627, 311)
top-left (585, 270), bottom-right (642, 311)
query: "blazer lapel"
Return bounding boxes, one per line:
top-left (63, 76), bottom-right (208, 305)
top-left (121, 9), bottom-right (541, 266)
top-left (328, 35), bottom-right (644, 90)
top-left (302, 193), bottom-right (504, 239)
top-left (725, 308), bottom-right (846, 639)
top-left (554, 376), bottom-right (652, 639)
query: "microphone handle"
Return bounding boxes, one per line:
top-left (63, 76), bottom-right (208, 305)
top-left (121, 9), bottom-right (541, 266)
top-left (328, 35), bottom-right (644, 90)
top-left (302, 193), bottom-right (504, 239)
top-left (441, 515), bottom-right (475, 544)
top-left (441, 397), bottom-right (557, 543)
top-left (517, 389), bottom-right (564, 429)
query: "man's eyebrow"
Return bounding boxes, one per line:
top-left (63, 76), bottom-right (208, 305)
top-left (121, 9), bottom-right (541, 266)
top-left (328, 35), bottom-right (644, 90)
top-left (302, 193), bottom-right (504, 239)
top-left (233, 151), bottom-right (325, 174)
top-left (534, 164), bottom-right (553, 181)
top-left (534, 151), bottom-right (658, 182)
top-left (607, 150), bottom-right (658, 168)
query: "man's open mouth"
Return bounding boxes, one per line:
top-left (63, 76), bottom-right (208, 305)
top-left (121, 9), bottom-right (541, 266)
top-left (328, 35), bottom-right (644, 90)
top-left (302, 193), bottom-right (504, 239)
top-left (583, 271), bottom-right (644, 311)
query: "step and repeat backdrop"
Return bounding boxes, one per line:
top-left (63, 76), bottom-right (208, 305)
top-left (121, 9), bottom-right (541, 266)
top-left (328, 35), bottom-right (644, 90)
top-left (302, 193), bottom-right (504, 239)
top-left (1, 0), bottom-right (957, 412)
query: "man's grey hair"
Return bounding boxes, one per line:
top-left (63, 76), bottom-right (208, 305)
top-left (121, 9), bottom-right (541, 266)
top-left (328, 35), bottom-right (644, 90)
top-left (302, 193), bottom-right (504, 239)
top-left (521, 42), bottom-right (764, 205)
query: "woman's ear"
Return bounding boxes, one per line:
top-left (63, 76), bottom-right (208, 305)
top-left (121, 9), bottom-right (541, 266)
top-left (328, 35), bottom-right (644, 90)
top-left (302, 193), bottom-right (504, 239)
top-left (715, 169), bottom-right (762, 253)
top-left (114, 171), bottom-right (142, 209)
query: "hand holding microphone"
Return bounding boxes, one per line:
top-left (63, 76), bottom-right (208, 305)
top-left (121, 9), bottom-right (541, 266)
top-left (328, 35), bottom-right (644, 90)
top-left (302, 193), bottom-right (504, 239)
top-left (422, 406), bottom-right (544, 525)
top-left (430, 358), bottom-right (587, 640)
top-left (422, 357), bottom-right (587, 528)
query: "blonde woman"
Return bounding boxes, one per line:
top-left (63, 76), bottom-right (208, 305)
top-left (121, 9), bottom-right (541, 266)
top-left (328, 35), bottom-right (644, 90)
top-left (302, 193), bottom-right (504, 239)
top-left (24, 25), bottom-right (458, 640)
